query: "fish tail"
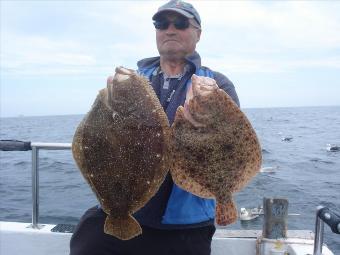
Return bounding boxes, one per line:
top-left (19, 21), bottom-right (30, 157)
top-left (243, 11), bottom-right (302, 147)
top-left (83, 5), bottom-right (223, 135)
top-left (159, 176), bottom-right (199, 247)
top-left (104, 214), bottom-right (142, 240)
top-left (216, 198), bottom-right (238, 225)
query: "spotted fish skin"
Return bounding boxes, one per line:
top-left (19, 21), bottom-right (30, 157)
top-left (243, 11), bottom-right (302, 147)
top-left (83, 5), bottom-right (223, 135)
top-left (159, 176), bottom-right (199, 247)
top-left (170, 75), bottom-right (262, 225)
top-left (72, 67), bottom-right (170, 240)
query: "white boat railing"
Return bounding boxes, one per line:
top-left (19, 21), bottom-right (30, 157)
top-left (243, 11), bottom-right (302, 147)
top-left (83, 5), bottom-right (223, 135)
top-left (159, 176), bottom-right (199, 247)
top-left (313, 206), bottom-right (340, 255)
top-left (1, 140), bottom-right (339, 255)
top-left (30, 142), bottom-right (72, 229)
top-left (0, 140), bottom-right (72, 228)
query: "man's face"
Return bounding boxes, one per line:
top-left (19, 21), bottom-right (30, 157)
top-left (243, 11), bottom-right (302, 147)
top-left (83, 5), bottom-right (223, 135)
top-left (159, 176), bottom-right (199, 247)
top-left (155, 12), bottom-right (201, 60)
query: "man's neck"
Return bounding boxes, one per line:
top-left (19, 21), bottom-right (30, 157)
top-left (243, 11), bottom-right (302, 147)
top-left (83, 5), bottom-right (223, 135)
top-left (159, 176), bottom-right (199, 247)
top-left (160, 57), bottom-right (186, 76)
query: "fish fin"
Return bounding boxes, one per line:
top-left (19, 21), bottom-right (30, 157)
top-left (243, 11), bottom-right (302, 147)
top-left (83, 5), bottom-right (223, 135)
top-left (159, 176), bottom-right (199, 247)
top-left (104, 214), bottom-right (142, 240)
top-left (216, 198), bottom-right (238, 225)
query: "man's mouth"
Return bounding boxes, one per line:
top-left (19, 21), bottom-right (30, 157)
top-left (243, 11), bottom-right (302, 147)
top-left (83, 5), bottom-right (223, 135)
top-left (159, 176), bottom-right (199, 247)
top-left (164, 39), bottom-right (178, 43)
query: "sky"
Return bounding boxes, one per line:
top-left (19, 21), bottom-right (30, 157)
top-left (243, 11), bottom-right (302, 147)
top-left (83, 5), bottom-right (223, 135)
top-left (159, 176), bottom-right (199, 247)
top-left (1, 0), bottom-right (340, 117)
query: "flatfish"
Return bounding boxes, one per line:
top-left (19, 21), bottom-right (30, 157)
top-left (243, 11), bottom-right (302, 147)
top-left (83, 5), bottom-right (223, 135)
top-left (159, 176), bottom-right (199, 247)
top-left (170, 74), bottom-right (261, 225)
top-left (72, 67), bottom-right (170, 240)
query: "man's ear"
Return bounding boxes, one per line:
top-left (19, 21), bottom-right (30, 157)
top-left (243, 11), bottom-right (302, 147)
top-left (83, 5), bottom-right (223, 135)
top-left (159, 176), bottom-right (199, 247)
top-left (196, 29), bottom-right (201, 42)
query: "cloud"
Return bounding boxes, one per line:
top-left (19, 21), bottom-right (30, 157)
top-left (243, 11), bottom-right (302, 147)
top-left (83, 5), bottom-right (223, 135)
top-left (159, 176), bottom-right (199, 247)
top-left (205, 55), bottom-right (340, 74)
top-left (196, 1), bottom-right (340, 50)
top-left (194, 1), bottom-right (340, 73)
top-left (1, 1), bottom-right (340, 116)
top-left (1, 34), bottom-right (99, 75)
top-left (204, 57), bottom-right (284, 74)
top-left (1, 0), bottom-right (340, 77)
top-left (0, 34), bottom-right (159, 76)
top-left (0, 1), bottom-right (159, 76)
top-left (288, 57), bottom-right (340, 70)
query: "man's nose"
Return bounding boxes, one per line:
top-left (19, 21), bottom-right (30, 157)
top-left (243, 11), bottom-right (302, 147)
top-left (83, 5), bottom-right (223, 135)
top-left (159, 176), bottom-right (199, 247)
top-left (165, 23), bottom-right (177, 34)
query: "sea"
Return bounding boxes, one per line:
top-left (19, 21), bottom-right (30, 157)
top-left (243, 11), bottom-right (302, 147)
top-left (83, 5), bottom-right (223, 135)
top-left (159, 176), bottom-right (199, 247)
top-left (1, 106), bottom-right (339, 253)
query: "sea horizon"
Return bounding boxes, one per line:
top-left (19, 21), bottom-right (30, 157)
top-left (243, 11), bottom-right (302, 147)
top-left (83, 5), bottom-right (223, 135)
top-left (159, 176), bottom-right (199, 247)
top-left (1, 104), bottom-right (339, 119)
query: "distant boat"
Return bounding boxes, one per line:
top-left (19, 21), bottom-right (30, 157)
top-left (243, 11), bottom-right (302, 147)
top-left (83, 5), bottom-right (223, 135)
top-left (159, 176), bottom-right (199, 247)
top-left (326, 144), bottom-right (340, 152)
top-left (239, 206), bottom-right (300, 221)
top-left (260, 166), bottom-right (278, 173)
top-left (239, 206), bottom-right (263, 221)
top-left (281, 136), bottom-right (293, 142)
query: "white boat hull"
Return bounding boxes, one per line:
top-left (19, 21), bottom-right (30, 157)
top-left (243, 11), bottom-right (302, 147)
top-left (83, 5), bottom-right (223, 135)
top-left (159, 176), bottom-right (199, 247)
top-left (0, 221), bottom-right (334, 255)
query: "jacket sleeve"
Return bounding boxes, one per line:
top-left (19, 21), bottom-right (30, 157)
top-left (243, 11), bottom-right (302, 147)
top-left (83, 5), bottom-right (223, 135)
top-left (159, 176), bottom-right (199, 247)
top-left (213, 71), bottom-right (240, 107)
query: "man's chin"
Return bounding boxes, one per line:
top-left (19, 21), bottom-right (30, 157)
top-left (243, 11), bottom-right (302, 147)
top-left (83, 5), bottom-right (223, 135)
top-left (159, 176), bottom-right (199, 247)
top-left (159, 49), bottom-right (187, 59)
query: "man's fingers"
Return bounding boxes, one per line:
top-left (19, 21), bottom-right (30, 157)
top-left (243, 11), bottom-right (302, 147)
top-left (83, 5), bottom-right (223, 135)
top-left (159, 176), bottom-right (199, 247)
top-left (107, 76), bottom-right (114, 85)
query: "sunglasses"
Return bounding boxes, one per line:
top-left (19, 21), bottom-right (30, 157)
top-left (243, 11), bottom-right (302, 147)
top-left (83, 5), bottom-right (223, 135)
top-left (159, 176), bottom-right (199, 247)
top-left (153, 18), bottom-right (190, 30)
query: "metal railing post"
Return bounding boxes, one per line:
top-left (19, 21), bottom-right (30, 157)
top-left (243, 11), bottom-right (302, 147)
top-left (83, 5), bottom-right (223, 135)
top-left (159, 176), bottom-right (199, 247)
top-left (313, 206), bottom-right (325, 255)
top-left (31, 146), bottom-right (40, 228)
top-left (0, 141), bottom-right (72, 229)
top-left (28, 142), bottom-right (72, 229)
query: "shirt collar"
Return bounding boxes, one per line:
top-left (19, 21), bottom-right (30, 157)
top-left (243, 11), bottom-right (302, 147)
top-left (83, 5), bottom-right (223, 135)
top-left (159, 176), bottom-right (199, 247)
top-left (137, 51), bottom-right (202, 74)
top-left (159, 64), bottom-right (191, 80)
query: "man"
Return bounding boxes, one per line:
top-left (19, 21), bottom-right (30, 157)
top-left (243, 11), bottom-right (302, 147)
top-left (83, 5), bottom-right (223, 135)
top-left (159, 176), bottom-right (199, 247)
top-left (70, 1), bottom-right (239, 254)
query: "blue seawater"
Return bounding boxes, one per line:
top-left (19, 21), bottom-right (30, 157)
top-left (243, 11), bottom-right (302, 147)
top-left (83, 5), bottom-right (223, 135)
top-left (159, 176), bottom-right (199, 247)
top-left (0, 106), bottom-right (339, 253)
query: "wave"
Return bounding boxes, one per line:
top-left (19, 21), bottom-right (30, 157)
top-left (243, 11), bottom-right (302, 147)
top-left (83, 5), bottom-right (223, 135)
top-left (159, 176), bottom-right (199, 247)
top-left (310, 158), bottom-right (334, 165)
